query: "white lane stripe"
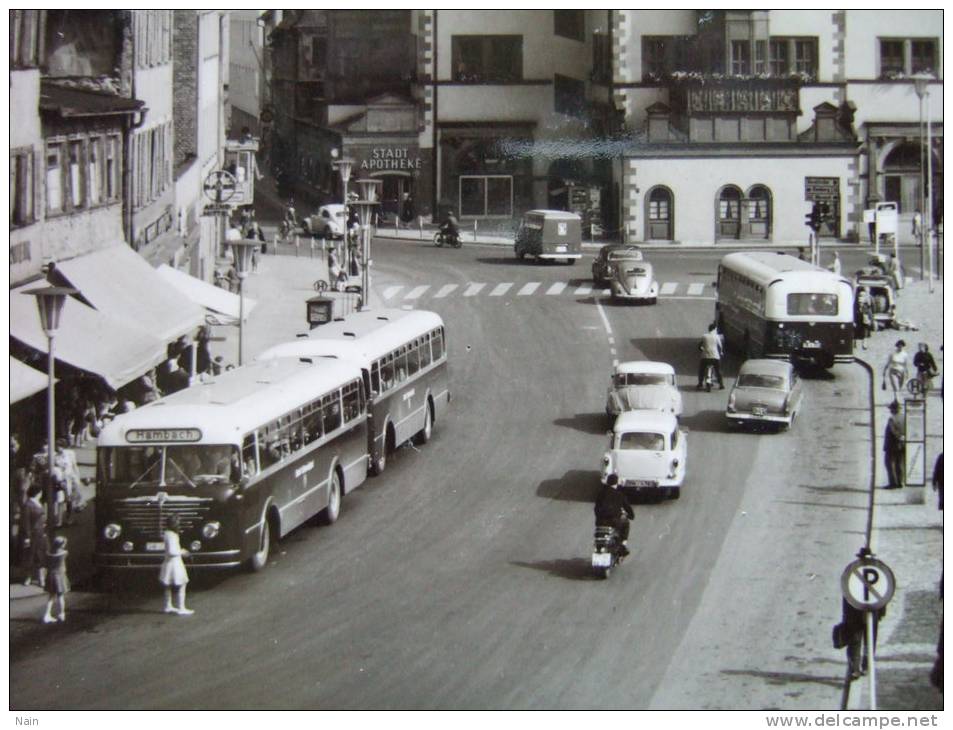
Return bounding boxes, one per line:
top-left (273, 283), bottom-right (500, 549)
top-left (575, 284), bottom-right (592, 296)
top-left (434, 284), bottom-right (457, 299)
top-left (463, 283), bottom-right (485, 297)
top-left (687, 282), bottom-right (704, 296)
top-left (660, 282), bottom-right (677, 295)
top-left (518, 282), bottom-right (540, 296)
top-left (546, 282), bottom-right (567, 296)
top-left (490, 282), bottom-right (513, 297)
top-left (594, 296), bottom-right (612, 336)
top-left (383, 286), bottom-right (403, 300)
top-left (405, 285), bottom-right (430, 300)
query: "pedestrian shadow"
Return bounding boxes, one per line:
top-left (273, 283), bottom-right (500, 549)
top-left (775, 499), bottom-right (870, 511)
top-left (553, 412), bottom-right (610, 436)
top-left (720, 668), bottom-right (845, 689)
top-left (475, 256), bottom-right (528, 266)
top-left (510, 557), bottom-right (597, 581)
top-left (796, 363), bottom-right (837, 381)
top-left (536, 470), bottom-right (602, 503)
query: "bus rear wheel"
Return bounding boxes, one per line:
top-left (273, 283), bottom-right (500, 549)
top-left (319, 470), bottom-right (342, 525)
top-left (247, 517), bottom-right (271, 572)
top-left (415, 403), bottom-right (433, 445)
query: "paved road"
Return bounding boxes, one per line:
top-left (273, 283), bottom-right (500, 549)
top-left (9, 241), bottom-right (892, 709)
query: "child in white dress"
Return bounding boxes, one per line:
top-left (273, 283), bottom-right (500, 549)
top-left (159, 515), bottom-right (193, 615)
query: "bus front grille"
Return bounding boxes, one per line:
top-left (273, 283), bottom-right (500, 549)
top-left (115, 499), bottom-right (213, 539)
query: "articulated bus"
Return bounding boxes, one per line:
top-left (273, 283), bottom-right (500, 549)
top-left (715, 252), bottom-right (854, 368)
top-left (258, 308), bottom-right (450, 474)
top-left (95, 357), bottom-right (369, 572)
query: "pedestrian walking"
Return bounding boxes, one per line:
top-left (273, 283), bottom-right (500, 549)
top-left (854, 287), bottom-right (874, 350)
top-left (882, 339), bottom-right (909, 399)
top-left (54, 438), bottom-right (84, 521)
top-left (20, 485), bottom-right (48, 586)
top-left (883, 401), bottom-right (905, 489)
top-left (913, 343), bottom-right (940, 394)
top-left (828, 251), bottom-right (842, 276)
top-left (696, 323), bottom-right (725, 390)
top-left (400, 192), bottom-right (416, 229)
top-left (913, 209), bottom-right (922, 239)
top-left (888, 252), bottom-right (904, 290)
top-left (159, 515), bottom-right (194, 615)
top-left (42, 535), bottom-right (69, 624)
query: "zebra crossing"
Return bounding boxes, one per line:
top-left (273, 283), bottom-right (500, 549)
top-left (379, 280), bottom-right (713, 303)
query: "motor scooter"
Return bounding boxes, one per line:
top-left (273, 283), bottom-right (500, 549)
top-left (592, 524), bottom-right (626, 579)
top-left (433, 228), bottom-right (462, 248)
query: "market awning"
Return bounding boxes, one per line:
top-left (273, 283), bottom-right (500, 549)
top-left (156, 264), bottom-right (256, 324)
top-left (10, 357), bottom-right (54, 404)
top-left (10, 286), bottom-right (168, 390)
top-left (52, 245), bottom-right (206, 343)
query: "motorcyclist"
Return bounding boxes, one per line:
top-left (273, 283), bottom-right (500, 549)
top-left (440, 209), bottom-right (460, 244)
top-left (594, 473), bottom-right (633, 557)
top-left (282, 200), bottom-right (297, 237)
top-left (697, 322), bottom-right (725, 390)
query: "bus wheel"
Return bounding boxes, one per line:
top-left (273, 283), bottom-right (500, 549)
top-left (320, 470), bottom-right (342, 525)
top-left (415, 403), bottom-right (433, 445)
top-left (247, 517), bottom-right (271, 572)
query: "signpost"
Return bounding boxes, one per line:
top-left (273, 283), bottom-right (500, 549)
top-left (904, 399), bottom-right (927, 490)
top-left (840, 554), bottom-right (896, 710)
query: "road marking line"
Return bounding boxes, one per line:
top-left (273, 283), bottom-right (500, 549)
top-left (489, 282), bottom-right (512, 297)
top-left (434, 284), bottom-right (457, 298)
top-left (404, 285), bottom-right (430, 300)
top-left (687, 282), bottom-right (705, 296)
top-left (594, 296), bottom-right (612, 336)
top-left (665, 295), bottom-right (717, 302)
top-left (463, 283), bottom-right (485, 297)
top-left (382, 286), bottom-right (403, 300)
top-left (575, 284), bottom-right (592, 296)
top-left (608, 336), bottom-right (615, 345)
top-left (660, 282), bottom-right (678, 295)
top-left (546, 282), bottom-right (567, 296)
top-left (518, 282), bottom-right (540, 296)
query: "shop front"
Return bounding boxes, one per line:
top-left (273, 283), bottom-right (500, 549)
top-left (346, 141), bottom-right (428, 223)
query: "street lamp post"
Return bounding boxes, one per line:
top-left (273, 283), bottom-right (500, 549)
top-left (331, 154), bottom-right (355, 271)
top-left (912, 75), bottom-right (935, 292)
top-left (228, 239), bottom-right (258, 366)
top-left (24, 285), bottom-right (77, 542)
top-left (352, 178), bottom-right (382, 310)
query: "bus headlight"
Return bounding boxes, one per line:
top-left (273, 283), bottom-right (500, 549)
top-left (202, 521), bottom-right (221, 539)
top-left (190, 541), bottom-right (202, 552)
top-left (122, 541), bottom-right (133, 552)
top-left (103, 523), bottom-right (122, 540)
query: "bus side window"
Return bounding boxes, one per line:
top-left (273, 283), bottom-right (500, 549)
top-left (432, 328), bottom-right (444, 360)
top-left (289, 408), bottom-right (304, 452)
top-left (396, 345), bottom-right (408, 382)
top-left (323, 392), bottom-right (342, 433)
top-left (371, 360), bottom-right (382, 394)
top-left (380, 354), bottom-right (395, 390)
top-left (419, 333), bottom-right (432, 368)
top-left (407, 339), bottom-right (420, 376)
top-left (343, 381), bottom-right (360, 422)
top-left (242, 434), bottom-right (258, 477)
top-left (303, 400), bottom-right (322, 444)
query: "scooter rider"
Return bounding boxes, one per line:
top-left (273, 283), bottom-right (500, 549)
top-left (440, 209), bottom-right (460, 244)
top-left (697, 322), bottom-right (725, 390)
top-left (594, 473), bottom-right (633, 557)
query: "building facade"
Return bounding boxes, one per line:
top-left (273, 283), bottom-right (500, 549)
top-left (229, 10), bottom-right (266, 137)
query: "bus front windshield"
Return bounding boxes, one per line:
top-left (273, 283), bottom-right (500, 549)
top-left (102, 445), bottom-right (240, 488)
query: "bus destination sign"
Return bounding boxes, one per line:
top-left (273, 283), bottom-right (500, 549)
top-left (126, 428), bottom-right (202, 444)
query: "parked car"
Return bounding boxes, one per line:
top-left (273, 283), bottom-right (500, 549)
top-left (591, 244), bottom-right (642, 287)
top-left (514, 209), bottom-right (582, 263)
top-left (726, 358), bottom-right (802, 429)
top-left (304, 204), bottom-right (347, 239)
top-left (610, 256), bottom-right (658, 304)
top-left (602, 410), bottom-right (687, 500)
top-left (606, 361), bottom-right (682, 419)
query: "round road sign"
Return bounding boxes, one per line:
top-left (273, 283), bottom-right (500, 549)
top-left (203, 170), bottom-right (237, 203)
top-left (841, 557), bottom-right (896, 611)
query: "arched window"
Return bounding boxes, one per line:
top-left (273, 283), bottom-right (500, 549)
top-left (645, 186), bottom-right (674, 240)
top-left (747, 184), bottom-right (772, 239)
top-left (717, 185), bottom-right (743, 240)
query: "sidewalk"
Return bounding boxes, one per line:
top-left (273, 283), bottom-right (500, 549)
top-left (848, 277), bottom-right (944, 710)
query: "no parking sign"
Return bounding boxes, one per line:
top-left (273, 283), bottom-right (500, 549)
top-left (841, 556), bottom-right (896, 611)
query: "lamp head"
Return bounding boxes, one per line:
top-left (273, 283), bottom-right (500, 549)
top-left (24, 286), bottom-right (77, 335)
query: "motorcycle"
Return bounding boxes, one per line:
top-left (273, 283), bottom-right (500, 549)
top-left (592, 524), bottom-right (625, 579)
top-left (433, 229), bottom-right (462, 248)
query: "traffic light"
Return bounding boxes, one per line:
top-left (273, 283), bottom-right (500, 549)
top-left (805, 203), bottom-right (821, 232)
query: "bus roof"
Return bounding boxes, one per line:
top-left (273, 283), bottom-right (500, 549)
top-left (98, 357), bottom-right (363, 446)
top-left (258, 308), bottom-right (444, 367)
top-left (720, 252), bottom-right (849, 288)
